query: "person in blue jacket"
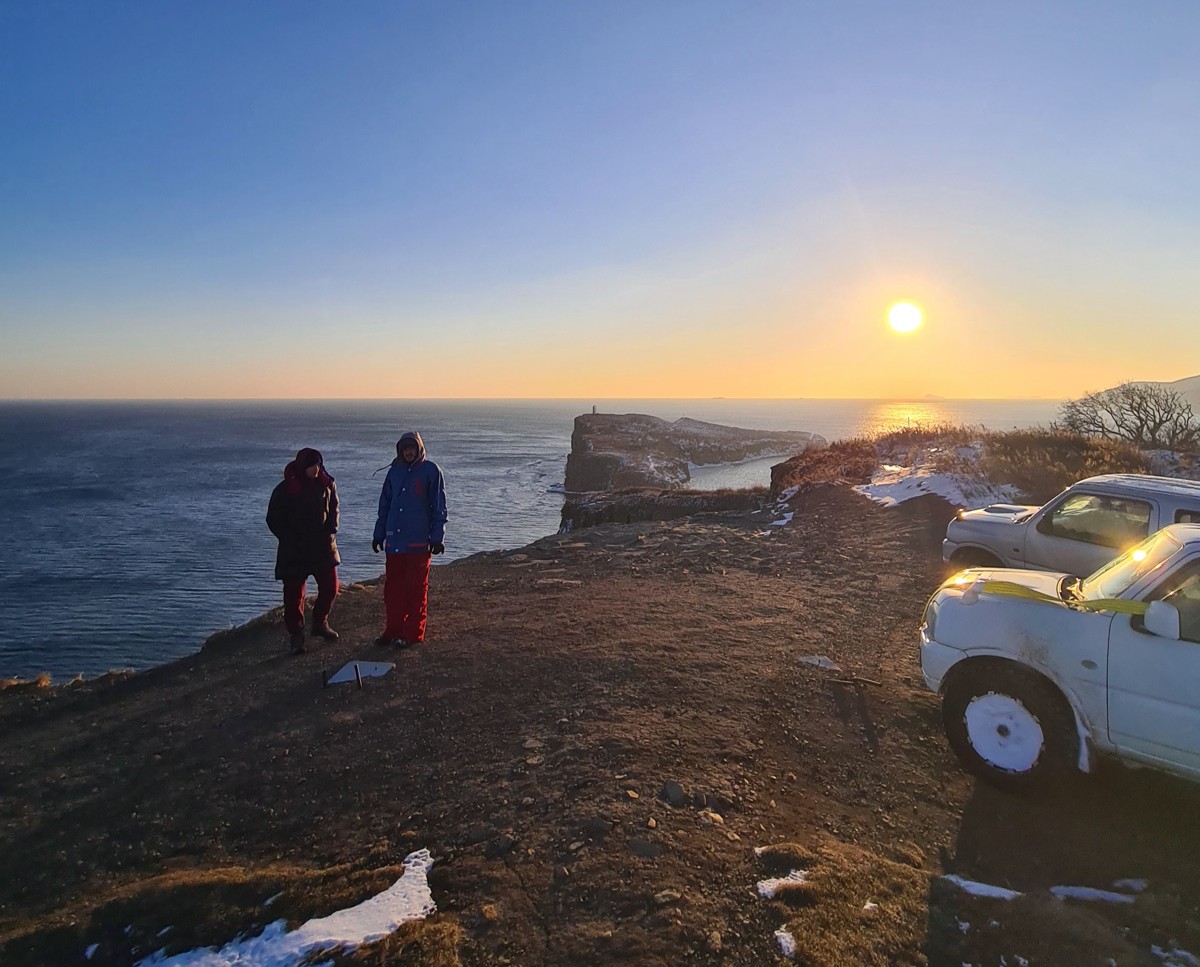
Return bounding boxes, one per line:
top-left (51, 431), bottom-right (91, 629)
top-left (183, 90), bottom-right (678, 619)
top-left (372, 431), bottom-right (448, 647)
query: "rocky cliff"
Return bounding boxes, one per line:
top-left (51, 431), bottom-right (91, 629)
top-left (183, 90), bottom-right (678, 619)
top-left (560, 486), bottom-right (767, 530)
top-left (563, 413), bottom-right (826, 492)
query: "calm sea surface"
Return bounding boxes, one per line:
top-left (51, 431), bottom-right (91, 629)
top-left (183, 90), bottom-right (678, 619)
top-left (0, 398), bottom-right (1057, 679)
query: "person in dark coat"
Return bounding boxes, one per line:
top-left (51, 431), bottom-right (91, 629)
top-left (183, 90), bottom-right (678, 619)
top-left (371, 431), bottom-right (448, 647)
top-left (267, 447), bottom-right (341, 655)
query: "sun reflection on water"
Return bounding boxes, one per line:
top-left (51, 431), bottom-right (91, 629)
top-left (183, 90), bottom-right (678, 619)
top-left (860, 401), bottom-right (955, 437)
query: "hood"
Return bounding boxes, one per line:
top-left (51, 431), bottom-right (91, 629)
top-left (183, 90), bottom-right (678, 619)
top-left (395, 431), bottom-right (427, 465)
top-left (941, 567), bottom-right (1068, 601)
top-left (284, 447), bottom-right (333, 487)
top-left (956, 503), bottom-right (1039, 526)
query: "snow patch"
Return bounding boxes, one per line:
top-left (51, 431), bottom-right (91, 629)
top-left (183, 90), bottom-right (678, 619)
top-left (770, 512), bottom-right (794, 527)
top-left (1049, 885), bottom-right (1135, 904)
top-left (798, 655), bottom-right (841, 671)
top-left (757, 869), bottom-right (808, 899)
top-left (854, 464), bottom-right (1017, 510)
top-left (137, 849), bottom-right (435, 967)
top-left (1153, 945), bottom-right (1200, 967)
top-left (940, 875), bottom-right (1022, 901)
top-left (774, 928), bottom-right (796, 959)
top-left (1112, 878), bottom-right (1148, 893)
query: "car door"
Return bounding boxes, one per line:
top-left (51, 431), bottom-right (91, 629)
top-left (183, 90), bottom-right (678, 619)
top-left (1107, 557), bottom-right (1200, 775)
top-left (1024, 492), bottom-right (1154, 576)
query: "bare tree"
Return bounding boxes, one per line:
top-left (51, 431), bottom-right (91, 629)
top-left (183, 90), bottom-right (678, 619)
top-left (1058, 382), bottom-right (1200, 451)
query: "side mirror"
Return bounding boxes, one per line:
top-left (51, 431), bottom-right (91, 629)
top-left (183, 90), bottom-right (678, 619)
top-left (1144, 600), bottom-right (1182, 640)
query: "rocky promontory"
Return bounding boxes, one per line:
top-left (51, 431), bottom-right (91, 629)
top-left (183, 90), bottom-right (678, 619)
top-left (563, 413), bottom-right (826, 492)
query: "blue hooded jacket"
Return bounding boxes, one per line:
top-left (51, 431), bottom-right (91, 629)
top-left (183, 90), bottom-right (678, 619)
top-left (373, 431), bottom-right (448, 554)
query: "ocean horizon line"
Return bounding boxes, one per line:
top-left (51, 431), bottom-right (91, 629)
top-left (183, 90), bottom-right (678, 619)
top-left (0, 395), bottom-right (1064, 404)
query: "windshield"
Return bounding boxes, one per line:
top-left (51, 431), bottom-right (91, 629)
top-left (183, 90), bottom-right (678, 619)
top-left (1079, 530), bottom-right (1183, 601)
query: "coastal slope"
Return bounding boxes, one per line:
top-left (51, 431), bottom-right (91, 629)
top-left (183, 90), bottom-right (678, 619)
top-left (1, 487), bottom-right (1198, 966)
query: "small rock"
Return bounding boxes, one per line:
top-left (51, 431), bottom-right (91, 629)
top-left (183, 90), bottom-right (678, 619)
top-left (626, 789), bottom-right (639, 799)
top-left (699, 809), bottom-right (724, 826)
top-left (569, 840), bottom-right (585, 852)
top-left (520, 797), bottom-right (535, 807)
top-left (769, 799), bottom-right (777, 809)
top-left (465, 824), bottom-right (494, 845)
top-left (485, 834), bottom-right (517, 858)
top-left (629, 838), bottom-right (663, 859)
top-left (654, 889), bottom-right (683, 906)
top-left (725, 831), bottom-right (741, 842)
top-left (660, 780), bottom-right (689, 808)
top-left (647, 817), bottom-right (657, 829)
top-left (706, 931), bottom-right (722, 954)
top-left (523, 738), bottom-right (544, 750)
top-left (586, 817), bottom-right (613, 839)
top-left (526, 756), bottom-right (544, 766)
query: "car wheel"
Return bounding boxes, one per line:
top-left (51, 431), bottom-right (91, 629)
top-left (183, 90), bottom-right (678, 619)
top-left (951, 548), bottom-right (1004, 568)
top-left (942, 664), bottom-right (1078, 791)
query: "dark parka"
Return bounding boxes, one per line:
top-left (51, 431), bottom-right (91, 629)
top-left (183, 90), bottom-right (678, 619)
top-left (266, 448), bottom-right (341, 580)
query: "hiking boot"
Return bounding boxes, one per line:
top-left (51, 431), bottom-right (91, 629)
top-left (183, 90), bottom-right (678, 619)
top-left (312, 620), bottom-right (339, 642)
top-left (289, 631), bottom-right (307, 655)
top-left (392, 638), bottom-right (411, 649)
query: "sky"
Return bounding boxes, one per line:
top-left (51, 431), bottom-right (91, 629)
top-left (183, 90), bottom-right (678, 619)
top-left (2, 1), bottom-right (1198, 400)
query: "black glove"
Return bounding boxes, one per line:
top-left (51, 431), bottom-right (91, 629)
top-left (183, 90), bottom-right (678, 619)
top-left (371, 541), bottom-right (383, 553)
top-left (430, 542), bottom-right (445, 555)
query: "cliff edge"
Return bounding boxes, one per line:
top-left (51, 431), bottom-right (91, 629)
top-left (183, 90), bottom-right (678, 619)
top-left (563, 413), bottom-right (826, 492)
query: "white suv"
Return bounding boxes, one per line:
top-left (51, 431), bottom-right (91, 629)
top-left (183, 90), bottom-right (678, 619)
top-left (943, 473), bottom-right (1200, 577)
top-left (921, 523), bottom-right (1200, 788)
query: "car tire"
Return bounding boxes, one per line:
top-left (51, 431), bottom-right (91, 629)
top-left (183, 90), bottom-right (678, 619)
top-left (950, 548), bottom-right (1004, 568)
top-left (942, 664), bottom-right (1078, 791)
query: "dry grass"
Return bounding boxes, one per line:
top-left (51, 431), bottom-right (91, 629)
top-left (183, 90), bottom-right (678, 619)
top-left (981, 428), bottom-right (1151, 501)
top-left (763, 838), bottom-right (932, 967)
top-left (772, 423), bottom-right (1165, 503)
top-left (772, 439), bottom-right (879, 492)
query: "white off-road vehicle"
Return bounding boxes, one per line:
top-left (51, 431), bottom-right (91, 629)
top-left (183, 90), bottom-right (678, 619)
top-left (921, 523), bottom-right (1200, 789)
top-left (943, 473), bottom-right (1200, 577)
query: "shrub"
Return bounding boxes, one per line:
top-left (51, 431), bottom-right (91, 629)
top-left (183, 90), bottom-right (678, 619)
top-left (980, 429), bottom-right (1150, 502)
top-left (1059, 382), bottom-right (1200, 451)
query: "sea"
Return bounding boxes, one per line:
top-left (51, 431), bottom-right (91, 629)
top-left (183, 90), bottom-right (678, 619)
top-left (0, 398), bottom-right (1058, 680)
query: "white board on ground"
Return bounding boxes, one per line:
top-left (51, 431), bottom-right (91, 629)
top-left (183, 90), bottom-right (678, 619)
top-left (326, 661), bottom-right (395, 685)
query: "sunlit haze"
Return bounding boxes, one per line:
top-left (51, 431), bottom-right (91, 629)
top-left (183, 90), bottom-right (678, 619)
top-left (2, 3), bottom-right (1198, 400)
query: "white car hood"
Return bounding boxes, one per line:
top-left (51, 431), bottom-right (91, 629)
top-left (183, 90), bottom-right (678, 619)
top-left (951, 567), bottom-right (1067, 599)
top-left (957, 503), bottom-right (1039, 525)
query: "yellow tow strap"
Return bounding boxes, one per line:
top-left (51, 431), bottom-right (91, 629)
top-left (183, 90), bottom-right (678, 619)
top-left (973, 580), bottom-right (1149, 616)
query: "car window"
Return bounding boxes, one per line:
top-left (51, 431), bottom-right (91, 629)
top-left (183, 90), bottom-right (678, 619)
top-left (1043, 493), bottom-right (1152, 548)
top-left (1176, 509), bottom-right (1200, 525)
top-left (1145, 560), bottom-right (1200, 644)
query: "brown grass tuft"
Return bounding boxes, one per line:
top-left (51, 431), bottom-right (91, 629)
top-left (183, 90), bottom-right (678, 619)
top-left (773, 839), bottom-right (932, 967)
top-left (757, 842), bottom-right (818, 875)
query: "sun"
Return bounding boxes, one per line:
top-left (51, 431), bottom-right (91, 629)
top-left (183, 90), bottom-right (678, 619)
top-left (887, 302), bottom-right (923, 333)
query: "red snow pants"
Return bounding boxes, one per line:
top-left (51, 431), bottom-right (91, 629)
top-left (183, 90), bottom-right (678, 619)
top-left (384, 551), bottom-right (431, 643)
top-left (282, 567), bottom-right (339, 634)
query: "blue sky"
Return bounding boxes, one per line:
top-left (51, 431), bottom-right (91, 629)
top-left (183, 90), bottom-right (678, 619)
top-left (2, 1), bottom-right (1198, 398)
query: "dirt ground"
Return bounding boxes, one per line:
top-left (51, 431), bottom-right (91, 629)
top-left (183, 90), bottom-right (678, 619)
top-left (2, 485), bottom-right (1199, 966)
